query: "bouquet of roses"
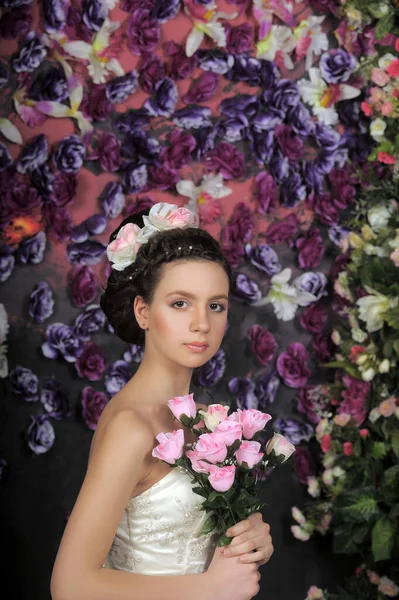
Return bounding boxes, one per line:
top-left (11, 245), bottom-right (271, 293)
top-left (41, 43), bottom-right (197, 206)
top-left (152, 393), bottom-right (296, 546)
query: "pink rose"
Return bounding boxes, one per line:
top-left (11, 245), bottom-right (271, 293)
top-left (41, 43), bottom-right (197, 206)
top-left (371, 67), bottom-right (390, 87)
top-left (106, 222), bottom-right (142, 271)
top-left (199, 403), bottom-right (230, 431)
top-left (168, 393), bottom-right (197, 420)
top-left (152, 429), bottom-right (185, 465)
top-left (142, 202), bottom-right (196, 236)
top-left (186, 449), bottom-right (212, 473)
top-left (343, 441), bottom-right (353, 456)
top-left (235, 441), bottom-right (264, 469)
top-left (265, 433), bottom-right (295, 462)
top-left (228, 408), bottom-right (272, 440)
top-left (212, 420), bottom-right (243, 446)
top-left (195, 433), bottom-right (228, 464)
top-left (208, 464), bottom-right (236, 492)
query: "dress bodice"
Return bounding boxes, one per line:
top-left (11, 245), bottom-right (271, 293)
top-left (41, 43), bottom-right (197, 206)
top-left (103, 466), bottom-right (217, 576)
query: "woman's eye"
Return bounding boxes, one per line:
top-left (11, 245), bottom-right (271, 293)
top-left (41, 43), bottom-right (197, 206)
top-left (210, 303), bottom-right (225, 312)
top-left (172, 300), bottom-right (188, 309)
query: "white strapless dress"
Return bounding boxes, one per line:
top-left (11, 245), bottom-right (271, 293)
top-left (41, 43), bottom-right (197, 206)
top-left (103, 466), bottom-right (217, 575)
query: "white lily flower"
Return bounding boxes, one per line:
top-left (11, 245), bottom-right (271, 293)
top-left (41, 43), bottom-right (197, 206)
top-left (252, 268), bottom-right (316, 321)
top-left (294, 16), bottom-right (328, 70)
top-left (0, 118), bottom-right (23, 144)
top-left (357, 288), bottom-right (398, 332)
top-left (256, 25), bottom-right (296, 69)
top-left (53, 19), bottom-right (124, 84)
top-left (176, 173), bottom-right (232, 219)
top-left (298, 68), bottom-right (360, 125)
top-left (185, 5), bottom-right (238, 57)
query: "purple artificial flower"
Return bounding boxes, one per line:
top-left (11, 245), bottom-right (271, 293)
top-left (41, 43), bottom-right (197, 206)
top-left (221, 202), bottom-right (254, 244)
top-left (320, 49), bottom-right (357, 84)
top-left (115, 109), bottom-right (151, 135)
top-left (0, 0), bottom-right (32, 7)
top-left (299, 302), bottom-right (328, 334)
top-left (248, 324), bottom-right (277, 366)
top-left (121, 163), bottom-right (148, 194)
top-left (0, 63), bottom-right (9, 88)
top-left (138, 54), bottom-right (165, 94)
top-left (66, 240), bottom-right (107, 265)
top-left (0, 143), bottom-right (12, 172)
top-left (161, 129), bottom-right (196, 169)
top-left (277, 343), bottom-right (311, 388)
top-left (148, 163), bottom-right (179, 190)
top-left (228, 377), bottom-right (258, 410)
top-left (42, 322), bottom-right (84, 362)
top-left (123, 344), bottom-right (144, 363)
top-left (313, 123), bottom-right (340, 151)
top-left (255, 172), bottom-right (278, 215)
top-left (121, 131), bottom-right (160, 164)
top-left (124, 195), bottom-right (155, 217)
top-left (302, 162), bottom-right (324, 194)
top-left (225, 22), bottom-right (253, 54)
top-left (0, 245), bottom-right (15, 282)
top-left (280, 168), bottom-right (307, 207)
top-left (297, 385), bottom-right (330, 424)
top-left (81, 386), bottom-right (108, 430)
top-left (328, 224), bottom-right (350, 247)
top-left (42, 0), bottom-right (66, 32)
top-left (293, 272), bottom-right (328, 304)
top-left (70, 265), bottom-right (98, 308)
top-left (144, 77), bottom-right (178, 118)
top-left (289, 104), bottom-right (314, 137)
top-left (27, 415), bottom-right (55, 455)
top-left (85, 214), bottom-right (107, 235)
top-left (82, 0), bottom-right (107, 31)
top-left (217, 115), bottom-right (248, 143)
top-left (220, 95), bottom-right (259, 120)
top-left (16, 134), bottom-right (48, 174)
top-left (182, 71), bottom-right (218, 104)
top-left (312, 333), bottom-right (334, 362)
top-left (275, 125), bottom-right (303, 161)
top-left (269, 150), bottom-right (289, 183)
top-left (54, 136), bottom-right (86, 174)
top-left (258, 59), bottom-right (281, 89)
top-left (12, 35), bottom-right (46, 73)
top-left (18, 231), bottom-right (46, 264)
top-left (294, 446), bottom-right (316, 485)
top-left (225, 54), bottom-right (262, 85)
top-left (29, 281), bottom-right (55, 324)
top-left (75, 342), bottom-right (106, 381)
top-left (9, 365), bottom-right (39, 401)
top-left (272, 79), bottom-right (300, 114)
top-left (106, 70), bottom-right (139, 104)
top-left (95, 133), bottom-right (121, 172)
top-left (296, 228), bottom-right (325, 269)
top-left (273, 417), bottom-right (313, 446)
top-left (204, 142), bottom-right (245, 180)
top-left (8, 180), bottom-right (42, 218)
top-left (338, 374), bottom-right (370, 426)
top-left (249, 129), bottom-right (274, 165)
top-left (101, 181), bottom-right (125, 219)
top-left (192, 124), bottom-right (217, 159)
top-left (105, 359), bottom-right (131, 395)
top-left (74, 304), bottom-right (106, 341)
top-left (197, 49), bottom-right (234, 74)
top-left (128, 9), bottom-right (160, 55)
top-left (255, 369), bottom-right (280, 408)
top-left (232, 273), bottom-right (261, 304)
top-left (165, 41), bottom-right (197, 81)
top-left (81, 84), bottom-right (112, 122)
top-left (30, 164), bottom-right (54, 198)
top-left (29, 66), bottom-right (69, 102)
top-left (314, 150), bottom-right (337, 176)
top-left (308, 192), bottom-right (339, 226)
top-left (245, 243), bottom-right (281, 276)
top-left (70, 223), bottom-right (89, 243)
top-left (43, 203), bottom-right (72, 242)
top-left (40, 378), bottom-right (70, 419)
top-left (173, 106), bottom-right (212, 129)
top-left (151, 0), bottom-right (180, 23)
top-left (0, 6), bottom-right (32, 39)
top-left (194, 348), bottom-right (226, 388)
top-left (51, 172), bottom-right (76, 206)
top-left (265, 214), bottom-right (299, 245)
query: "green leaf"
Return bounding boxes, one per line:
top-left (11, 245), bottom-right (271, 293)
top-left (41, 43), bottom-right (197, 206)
top-left (371, 516), bottom-right (395, 561)
top-left (335, 487), bottom-right (380, 524)
top-left (371, 441), bottom-right (388, 459)
top-left (389, 504), bottom-right (399, 519)
top-left (383, 341), bottom-right (393, 358)
top-left (391, 431), bottom-right (399, 458)
top-left (386, 307), bottom-right (399, 330)
top-left (201, 514), bottom-right (218, 535)
top-left (393, 340), bottom-right (399, 356)
top-left (352, 523), bottom-right (370, 545)
top-left (322, 360), bottom-right (361, 378)
top-left (375, 12), bottom-right (394, 39)
top-left (191, 486), bottom-right (208, 498)
top-left (381, 465), bottom-right (399, 502)
top-left (333, 526), bottom-right (359, 554)
top-left (217, 533), bottom-right (232, 547)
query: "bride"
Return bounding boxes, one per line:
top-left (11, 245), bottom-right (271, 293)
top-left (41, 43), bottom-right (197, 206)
top-left (51, 203), bottom-right (273, 600)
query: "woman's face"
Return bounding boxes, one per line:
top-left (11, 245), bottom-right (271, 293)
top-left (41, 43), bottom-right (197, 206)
top-left (138, 259), bottom-right (229, 368)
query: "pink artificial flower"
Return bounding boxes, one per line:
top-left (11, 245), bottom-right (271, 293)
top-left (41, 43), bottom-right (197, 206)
top-left (343, 441), bottom-right (353, 456)
top-left (360, 101), bottom-right (373, 116)
top-left (195, 433), bottom-right (228, 464)
top-left (106, 222), bottom-right (142, 271)
top-left (228, 408), bottom-right (272, 440)
top-left (381, 101), bottom-right (394, 116)
top-left (197, 193), bottom-right (222, 225)
top-left (378, 576), bottom-right (399, 597)
top-left (235, 440), bottom-right (264, 469)
top-left (367, 570), bottom-right (381, 585)
top-left (265, 433), bottom-right (295, 462)
top-left (212, 419), bottom-right (243, 447)
top-left (387, 59), bottom-right (399, 78)
top-left (142, 202), bottom-right (197, 235)
top-left (395, 38), bottom-right (399, 52)
top-left (207, 464), bottom-right (236, 492)
top-left (152, 429), bottom-right (185, 464)
top-left (321, 434), bottom-right (331, 453)
top-left (349, 345), bottom-right (366, 363)
top-left (168, 393), bottom-right (197, 420)
top-left (371, 67), bottom-right (390, 87)
top-left (333, 413), bottom-right (351, 426)
top-left (378, 152), bottom-right (396, 165)
top-left (390, 247), bottom-right (399, 267)
top-left (378, 397), bottom-right (396, 417)
top-left (359, 428), bottom-right (369, 438)
top-left (186, 449), bottom-right (212, 473)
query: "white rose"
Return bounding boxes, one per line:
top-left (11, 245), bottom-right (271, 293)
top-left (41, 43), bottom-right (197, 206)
top-left (291, 525), bottom-right (311, 541)
top-left (307, 476), bottom-right (320, 498)
top-left (322, 469), bottom-right (334, 485)
top-left (369, 407), bottom-right (381, 423)
top-left (367, 205), bottom-right (392, 231)
top-left (370, 118), bottom-right (387, 141)
top-left (361, 367), bottom-right (376, 381)
top-left (357, 293), bottom-right (391, 332)
top-left (378, 53), bottom-right (395, 70)
top-left (265, 433), bottom-right (296, 462)
top-left (292, 506), bottom-right (306, 525)
top-left (378, 359), bottom-right (390, 374)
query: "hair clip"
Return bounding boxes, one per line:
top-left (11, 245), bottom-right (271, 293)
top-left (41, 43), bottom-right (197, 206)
top-left (189, 245), bottom-right (193, 250)
top-left (128, 275), bottom-right (133, 280)
top-left (178, 246), bottom-right (182, 250)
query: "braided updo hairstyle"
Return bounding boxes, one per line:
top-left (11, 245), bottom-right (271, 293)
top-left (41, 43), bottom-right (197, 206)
top-left (100, 208), bottom-right (234, 345)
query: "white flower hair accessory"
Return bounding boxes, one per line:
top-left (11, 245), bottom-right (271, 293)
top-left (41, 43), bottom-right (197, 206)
top-left (106, 202), bottom-right (198, 271)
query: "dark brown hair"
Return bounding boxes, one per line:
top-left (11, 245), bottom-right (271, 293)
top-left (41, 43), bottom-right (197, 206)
top-left (100, 209), bottom-right (233, 345)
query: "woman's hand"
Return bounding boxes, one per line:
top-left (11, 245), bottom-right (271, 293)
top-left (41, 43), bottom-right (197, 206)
top-left (222, 512), bottom-right (274, 566)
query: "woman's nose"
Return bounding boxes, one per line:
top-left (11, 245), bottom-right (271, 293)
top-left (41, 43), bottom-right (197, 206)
top-left (190, 306), bottom-right (211, 333)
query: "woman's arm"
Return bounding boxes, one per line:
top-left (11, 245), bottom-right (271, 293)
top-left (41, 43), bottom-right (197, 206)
top-left (50, 411), bottom-right (212, 600)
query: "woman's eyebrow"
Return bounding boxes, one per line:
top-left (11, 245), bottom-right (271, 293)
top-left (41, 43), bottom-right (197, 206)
top-left (166, 290), bottom-right (229, 301)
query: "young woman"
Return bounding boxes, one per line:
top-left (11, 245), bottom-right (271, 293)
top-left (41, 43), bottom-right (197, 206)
top-left (51, 203), bottom-right (273, 600)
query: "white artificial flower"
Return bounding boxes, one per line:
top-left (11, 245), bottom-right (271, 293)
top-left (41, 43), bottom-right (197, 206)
top-left (367, 205), bottom-right (392, 231)
top-left (176, 173), bottom-right (232, 218)
top-left (307, 476), bottom-right (321, 498)
top-left (0, 118), bottom-right (23, 144)
top-left (370, 118), bottom-right (387, 141)
top-left (291, 525), bottom-right (311, 541)
top-left (369, 407), bottom-right (381, 423)
top-left (292, 506), bottom-right (307, 525)
top-left (185, 5), bottom-right (237, 57)
top-left (357, 290), bottom-right (397, 332)
top-left (378, 53), bottom-right (396, 69)
top-left (361, 368), bottom-right (376, 381)
top-left (256, 25), bottom-right (296, 69)
top-left (252, 268), bottom-right (316, 321)
top-left (322, 468), bottom-right (334, 485)
top-left (378, 359), bottom-right (390, 374)
top-left (294, 16), bottom-right (329, 70)
top-left (298, 68), bottom-right (360, 125)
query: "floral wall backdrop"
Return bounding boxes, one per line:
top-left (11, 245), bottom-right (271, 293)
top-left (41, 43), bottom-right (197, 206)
top-left (0, 0), bottom-right (398, 599)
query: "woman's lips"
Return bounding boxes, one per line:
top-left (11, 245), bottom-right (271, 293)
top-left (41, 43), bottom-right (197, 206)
top-left (184, 343), bottom-right (209, 353)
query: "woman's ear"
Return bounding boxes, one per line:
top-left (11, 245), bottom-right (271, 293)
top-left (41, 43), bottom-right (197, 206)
top-left (133, 296), bottom-right (149, 330)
